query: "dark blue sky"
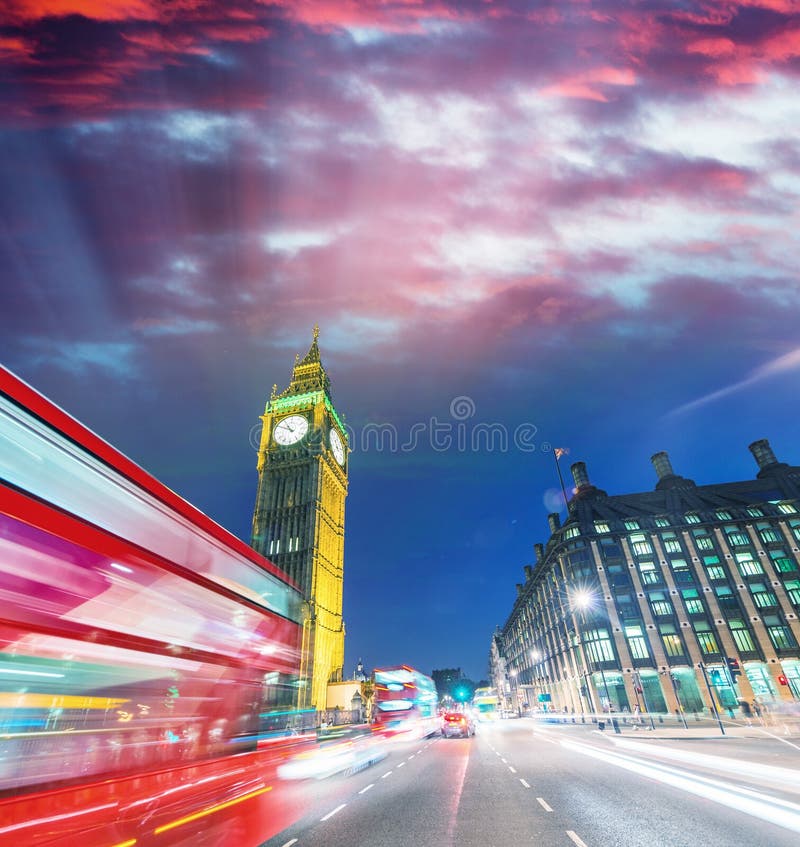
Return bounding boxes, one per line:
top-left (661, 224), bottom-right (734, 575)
top-left (3, 1), bottom-right (800, 680)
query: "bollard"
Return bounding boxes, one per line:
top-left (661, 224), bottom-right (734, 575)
top-left (611, 718), bottom-right (621, 734)
top-left (598, 721), bottom-right (605, 730)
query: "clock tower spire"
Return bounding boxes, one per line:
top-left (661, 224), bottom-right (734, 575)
top-left (251, 326), bottom-right (348, 711)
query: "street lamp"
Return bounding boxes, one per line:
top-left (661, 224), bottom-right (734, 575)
top-left (569, 588), bottom-right (613, 714)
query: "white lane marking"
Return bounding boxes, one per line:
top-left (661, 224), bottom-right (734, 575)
top-left (537, 797), bottom-right (553, 812)
top-left (520, 778), bottom-right (531, 788)
top-left (567, 831), bottom-right (589, 847)
top-left (358, 783), bottom-right (374, 795)
top-left (321, 804), bottom-right (346, 822)
top-left (561, 738), bottom-right (800, 835)
top-left (280, 841), bottom-right (298, 847)
top-left (408, 754), bottom-right (416, 759)
top-left (501, 757), bottom-right (507, 763)
top-left (381, 770), bottom-right (393, 779)
top-left (398, 761), bottom-right (406, 768)
top-left (509, 766), bottom-right (517, 773)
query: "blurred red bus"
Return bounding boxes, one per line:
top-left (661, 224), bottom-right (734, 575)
top-left (372, 666), bottom-right (439, 737)
top-left (0, 367), bottom-right (309, 846)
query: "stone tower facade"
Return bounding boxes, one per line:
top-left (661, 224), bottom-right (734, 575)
top-left (251, 327), bottom-right (348, 710)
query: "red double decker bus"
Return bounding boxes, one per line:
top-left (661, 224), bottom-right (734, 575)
top-left (372, 665), bottom-right (439, 738)
top-left (0, 368), bottom-right (308, 846)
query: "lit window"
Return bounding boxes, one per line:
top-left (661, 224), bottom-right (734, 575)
top-left (750, 583), bottom-right (777, 608)
top-left (759, 527), bottom-right (781, 544)
top-left (664, 539), bottom-right (682, 553)
top-left (746, 507), bottom-right (764, 518)
top-left (693, 623), bottom-right (719, 655)
top-left (625, 625), bottom-right (650, 660)
top-left (671, 558), bottom-right (689, 570)
top-left (764, 616), bottom-right (798, 650)
top-left (785, 580), bottom-right (800, 606)
top-left (715, 510), bottom-right (733, 520)
top-left (563, 525), bottom-right (581, 539)
top-left (736, 554), bottom-right (764, 577)
top-left (649, 593), bottom-right (673, 617)
top-left (729, 619), bottom-right (756, 652)
top-left (655, 517), bottom-right (670, 528)
top-left (695, 536), bottom-right (715, 550)
top-left (685, 513), bottom-right (701, 524)
top-left (778, 502), bottom-right (798, 514)
top-left (594, 521), bottom-right (611, 534)
top-left (624, 520), bottom-right (640, 531)
top-left (770, 551), bottom-right (797, 573)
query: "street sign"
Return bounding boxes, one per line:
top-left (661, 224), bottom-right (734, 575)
top-left (538, 693), bottom-right (552, 702)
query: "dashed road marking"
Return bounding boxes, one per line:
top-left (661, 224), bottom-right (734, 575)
top-left (280, 840), bottom-right (298, 847)
top-left (567, 831), bottom-right (589, 847)
top-left (397, 762), bottom-right (406, 768)
top-left (358, 783), bottom-right (374, 795)
top-left (537, 797), bottom-right (553, 812)
top-left (320, 804), bottom-right (346, 822)
top-left (501, 758), bottom-right (508, 763)
top-left (509, 766), bottom-right (517, 773)
top-left (381, 770), bottom-right (393, 779)
top-left (520, 779), bottom-right (531, 788)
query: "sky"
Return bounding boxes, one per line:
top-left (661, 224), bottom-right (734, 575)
top-left (2, 0), bottom-right (800, 682)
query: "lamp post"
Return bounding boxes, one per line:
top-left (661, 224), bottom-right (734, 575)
top-left (509, 668), bottom-right (520, 716)
top-left (570, 589), bottom-right (613, 714)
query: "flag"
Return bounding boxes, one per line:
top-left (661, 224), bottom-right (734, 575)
top-left (554, 447), bottom-right (569, 459)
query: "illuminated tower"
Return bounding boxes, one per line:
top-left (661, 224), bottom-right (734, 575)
top-left (251, 326), bottom-right (348, 710)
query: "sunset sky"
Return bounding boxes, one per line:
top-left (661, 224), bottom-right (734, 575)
top-left (3, 0), bottom-right (800, 681)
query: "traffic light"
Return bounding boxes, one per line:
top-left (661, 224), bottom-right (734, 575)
top-left (725, 657), bottom-right (741, 681)
top-left (778, 674), bottom-right (789, 686)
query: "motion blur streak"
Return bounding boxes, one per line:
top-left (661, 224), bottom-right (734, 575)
top-left (152, 785), bottom-right (272, 834)
top-left (0, 803), bottom-right (116, 835)
top-left (445, 745), bottom-right (470, 845)
top-left (560, 739), bottom-right (800, 834)
top-left (611, 738), bottom-right (800, 787)
top-left (108, 841), bottom-right (137, 847)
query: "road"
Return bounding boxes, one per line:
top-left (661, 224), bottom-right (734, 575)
top-left (259, 718), bottom-right (800, 847)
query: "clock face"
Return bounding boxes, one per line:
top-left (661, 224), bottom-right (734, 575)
top-left (330, 428), bottom-right (345, 465)
top-left (273, 414), bottom-right (308, 446)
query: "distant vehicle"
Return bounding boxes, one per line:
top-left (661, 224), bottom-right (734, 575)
top-left (372, 665), bottom-right (439, 737)
top-left (277, 726), bottom-right (386, 780)
top-left (473, 686), bottom-right (500, 721)
top-left (441, 711), bottom-right (476, 738)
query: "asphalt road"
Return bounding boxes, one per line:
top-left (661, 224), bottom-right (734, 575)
top-left (259, 719), bottom-right (800, 847)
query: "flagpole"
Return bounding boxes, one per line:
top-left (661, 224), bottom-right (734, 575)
top-left (553, 450), bottom-right (569, 512)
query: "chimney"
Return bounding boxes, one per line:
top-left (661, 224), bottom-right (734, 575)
top-left (516, 583), bottom-right (523, 597)
top-left (749, 439), bottom-right (779, 471)
top-left (548, 513), bottom-right (561, 534)
top-left (651, 451), bottom-right (674, 481)
top-left (534, 543), bottom-right (544, 562)
top-left (571, 461), bottom-right (590, 490)
top-left (524, 565), bottom-right (533, 581)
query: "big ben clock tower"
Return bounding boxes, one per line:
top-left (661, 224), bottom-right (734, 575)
top-left (251, 326), bottom-right (348, 711)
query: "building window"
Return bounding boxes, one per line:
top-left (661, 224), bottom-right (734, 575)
top-left (563, 525), bottom-right (581, 540)
top-left (784, 580), bottom-right (800, 606)
top-left (625, 625), bottom-right (650, 660)
top-left (661, 633), bottom-right (684, 657)
top-left (759, 527), bottom-right (781, 544)
top-left (594, 521), bottom-right (610, 534)
top-left (693, 623), bottom-right (719, 655)
top-left (770, 551), bottom-right (798, 573)
top-left (649, 593), bottom-right (673, 617)
top-left (629, 533), bottom-right (653, 556)
top-left (664, 539), bottom-right (682, 554)
top-left (685, 513), bottom-right (701, 524)
top-left (655, 517), bottom-right (670, 528)
top-left (777, 502), bottom-right (797, 515)
top-left (729, 619), bottom-right (756, 653)
top-left (724, 525), bottom-right (751, 546)
top-left (639, 561), bottom-right (661, 585)
top-left (715, 510), bottom-right (733, 520)
top-left (624, 519), bottom-right (640, 531)
top-left (682, 589), bottom-right (704, 615)
top-left (750, 583), bottom-right (778, 608)
top-left (736, 553), bottom-right (764, 577)
top-left (790, 520), bottom-right (800, 541)
top-left (584, 629), bottom-right (615, 662)
top-left (764, 616), bottom-right (798, 650)
top-left (695, 536), bottom-right (715, 550)
top-left (746, 507), bottom-right (764, 518)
